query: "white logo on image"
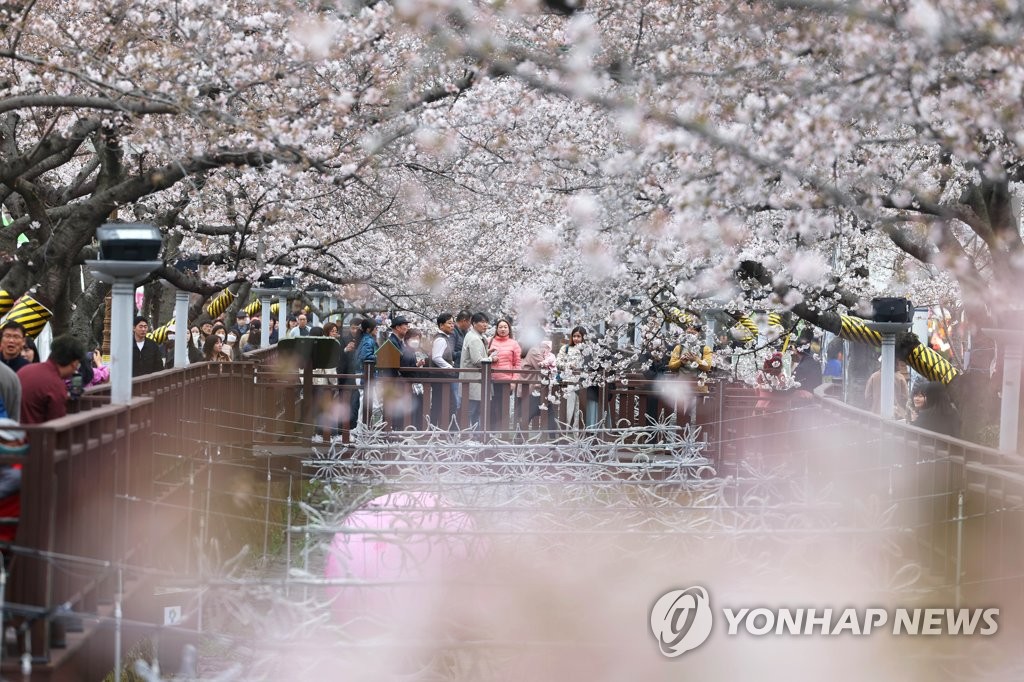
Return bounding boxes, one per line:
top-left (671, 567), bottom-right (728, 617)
top-left (650, 586), bottom-right (714, 657)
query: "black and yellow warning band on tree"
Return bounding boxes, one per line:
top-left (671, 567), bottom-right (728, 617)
top-left (734, 315), bottom-right (759, 342)
top-left (836, 314), bottom-right (959, 385)
top-left (205, 290), bottom-right (235, 318)
top-left (242, 299), bottom-right (280, 317)
top-left (731, 313), bottom-right (786, 344)
top-left (838, 315), bottom-right (883, 347)
top-left (0, 290), bottom-right (14, 317)
top-left (906, 344), bottom-right (959, 384)
top-left (148, 319), bottom-right (174, 344)
top-left (1, 293), bottom-right (52, 338)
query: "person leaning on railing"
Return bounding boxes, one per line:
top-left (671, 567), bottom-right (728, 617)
top-left (667, 323), bottom-right (714, 395)
top-left (459, 312), bottom-right (491, 429)
top-left (17, 335), bottom-right (84, 425)
top-left (4, 336), bottom-right (84, 547)
top-left (556, 326), bottom-right (587, 430)
top-left (430, 313), bottom-right (459, 427)
top-left (0, 361), bottom-right (19, 423)
top-left (353, 317), bottom-right (379, 424)
top-left (487, 318), bottom-right (522, 429)
top-left (0, 362), bottom-right (24, 540)
top-left (520, 339), bottom-right (557, 430)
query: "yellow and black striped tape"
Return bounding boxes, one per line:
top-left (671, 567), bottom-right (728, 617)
top-left (908, 345), bottom-right (959, 384)
top-left (733, 315), bottom-right (758, 342)
top-left (205, 290), bottom-right (235, 318)
top-left (0, 290), bottom-right (13, 317)
top-left (148, 319), bottom-right (173, 344)
top-left (240, 300), bottom-right (280, 317)
top-left (768, 312), bottom-right (783, 327)
top-left (3, 294), bottom-right (52, 338)
top-left (839, 316), bottom-right (882, 347)
top-left (667, 307), bottom-right (693, 326)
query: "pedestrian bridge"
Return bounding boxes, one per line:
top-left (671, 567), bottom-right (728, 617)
top-left (1, 348), bottom-right (1021, 679)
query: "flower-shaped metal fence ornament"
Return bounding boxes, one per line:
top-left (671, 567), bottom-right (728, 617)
top-left (156, 410), bottom-right (943, 680)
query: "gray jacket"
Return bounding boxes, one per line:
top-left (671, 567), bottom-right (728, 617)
top-left (459, 328), bottom-right (489, 402)
top-left (0, 362), bottom-right (20, 422)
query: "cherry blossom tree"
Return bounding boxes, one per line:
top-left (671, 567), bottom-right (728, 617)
top-left (5, 0), bottom-right (1024, 380)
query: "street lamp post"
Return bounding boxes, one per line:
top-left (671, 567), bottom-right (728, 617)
top-left (866, 297), bottom-right (914, 421)
top-left (252, 289), bottom-right (274, 348)
top-left (864, 322), bottom-right (911, 420)
top-left (85, 224), bottom-right (163, 405)
top-left (173, 289), bottom-right (189, 367)
top-left (254, 277), bottom-right (287, 349)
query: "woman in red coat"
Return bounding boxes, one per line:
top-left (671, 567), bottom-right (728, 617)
top-left (487, 318), bottom-right (522, 430)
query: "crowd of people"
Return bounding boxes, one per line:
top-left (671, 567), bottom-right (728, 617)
top-left (304, 311), bottom-right (631, 438)
top-left (0, 303), bottom-right (965, 443)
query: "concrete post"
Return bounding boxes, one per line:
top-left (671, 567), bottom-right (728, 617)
top-left (866, 321), bottom-right (911, 420)
top-left (362, 358), bottom-right (376, 426)
top-left (480, 357), bottom-right (493, 433)
top-left (278, 296), bottom-right (287, 341)
top-left (880, 333), bottom-right (896, 420)
top-left (110, 280), bottom-right (135, 405)
top-left (984, 328), bottom-right (1023, 453)
top-left (174, 289), bottom-right (189, 368)
top-left (261, 295), bottom-right (272, 347)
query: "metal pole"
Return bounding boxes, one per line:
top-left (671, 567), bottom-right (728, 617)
top-left (261, 295), bottom-right (272, 348)
top-left (480, 357), bottom-right (493, 433)
top-left (114, 568), bottom-right (123, 682)
top-left (111, 279), bottom-right (135, 405)
top-left (1000, 341), bottom-right (1022, 452)
top-left (982, 328), bottom-right (1022, 453)
top-left (174, 289), bottom-right (189, 368)
top-left (880, 333), bottom-right (896, 420)
top-left (362, 359), bottom-right (376, 426)
top-left (955, 490), bottom-right (964, 608)
top-left (278, 296), bottom-right (288, 341)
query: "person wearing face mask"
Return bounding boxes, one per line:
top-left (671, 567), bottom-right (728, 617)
top-left (162, 331), bottom-right (178, 368)
top-left (209, 324), bottom-right (231, 360)
top-left (399, 328), bottom-right (429, 427)
top-left (230, 310), bottom-right (250, 339)
top-left (240, 319), bottom-right (262, 353)
top-left (223, 330), bottom-right (239, 360)
top-left (187, 326), bottom-right (205, 363)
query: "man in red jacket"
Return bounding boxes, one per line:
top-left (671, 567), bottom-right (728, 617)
top-left (17, 335), bottom-right (84, 425)
top-left (3, 335), bottom-right (84, 544)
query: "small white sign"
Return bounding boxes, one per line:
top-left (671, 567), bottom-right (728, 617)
top-left (163, 605), bottom-right (182, 625)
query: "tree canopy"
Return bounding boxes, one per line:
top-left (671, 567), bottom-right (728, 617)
top-left (2, 0), bottom-right (1023, 355)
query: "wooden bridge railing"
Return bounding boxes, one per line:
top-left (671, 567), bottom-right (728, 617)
top-left (1, 356), bottom-right (271, 677)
